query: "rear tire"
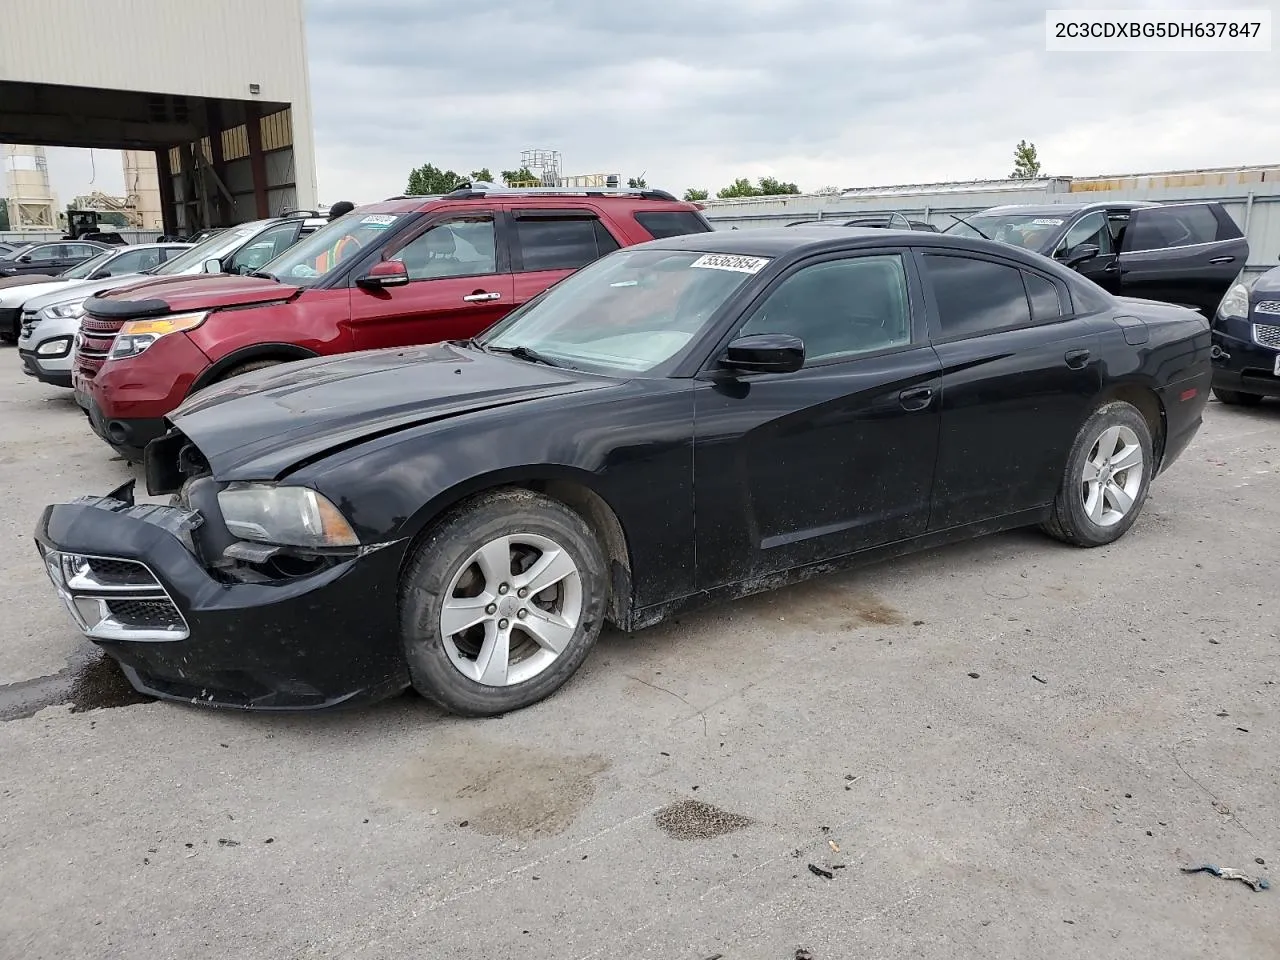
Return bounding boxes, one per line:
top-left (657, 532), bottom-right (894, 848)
top-left (1042, 401), bottom-right (1153, 547)
top-left (1212, 387), bottom-right (1262, 407)
top-left (399, 489), bottom-right (609, 716)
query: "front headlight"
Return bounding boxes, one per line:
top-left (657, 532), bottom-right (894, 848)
top-left (42, 301), bottom-right (85, 321)
top-left (1217, 282), bottom-right (1251, 320)
top-left (110, 311), bottom-right (208, 360)
top-left (217, 482), bottom-right (359, 548)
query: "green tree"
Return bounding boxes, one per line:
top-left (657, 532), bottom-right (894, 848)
top-left (405, 162), bottom-right (465, 195)
top-left (717, 177), bottom-right (761, 199)
top-left (715, 176), bottom-right (803, 199)
top-left (470, 168), bottom-right (495, 184)
top-left (683, 187), bottom-right (709, 201)
top-left (757, 176), bottom-right (800, 196)
top-left (627, 176), bottom-right (648, 188)
top-left (501, 166), bottom-right (539, 186)
top-left (1010, 140), bottom-right (1042, 179)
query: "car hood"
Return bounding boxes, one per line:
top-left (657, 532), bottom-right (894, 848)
top-left (92, 274), bottom-right (300, 314)
top-left (21, 273), bottom-right (150, 312)
top-left (0, 274), bottom-right (58, 292)
top-left (168, 342), bottom-right (616, 480)
top-left (1251, 266), bottom-right (1280, 298)
top-left (0, 277), bottom-right (81, 308)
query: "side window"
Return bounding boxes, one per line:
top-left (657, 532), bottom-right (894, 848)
top-left (514, 215), bottom-right (619, 272)
top-left (924, 254), bottom-right (1032, 338)
top-left (633, 211), bottom-right (713, 239)
top-left (1125, 205), bottom-right (1219, 252)
top-left (161, 246), bottom-right (188, 262)
top-left (1023, 272), bottom-right (1065, 322)
top-left (1055, 212), bottom-right (1112, 257)
top-left (104, 249), bottom-right (160, 275)
top-left (227, 223), bottom-right (299, 273)
top-left (28, 244), bottom-right (61, 262)
top-left (737, 254), bottom-right (912, 365)
top-left (70, 244), bottom-right (101, 258)
top-left (393, 215), bottom-right (497, 280)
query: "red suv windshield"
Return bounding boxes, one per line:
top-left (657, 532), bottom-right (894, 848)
top-left (265, 212), bottom-right (411, 284)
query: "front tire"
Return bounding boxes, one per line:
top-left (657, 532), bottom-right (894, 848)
top-left (1213, 387), bottom-right (1263, 407)
top-left (399, 489), bottom-right (609, 716)
top-left (1042, 401), bottom-right (1153, 547)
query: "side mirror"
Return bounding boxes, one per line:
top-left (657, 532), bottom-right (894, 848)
top-left (203, 258), bottom-right (223, 274)
top-left (18, 255), bottom-right (32, 263)
top-left (91, 269), bottom-right (111, 280)
top-left (357, 259), bottom-right (410, 289)
top-left (720, 333), bottom-right (805, 375)
top-left (1059, 243), bottom-right (1100, 268)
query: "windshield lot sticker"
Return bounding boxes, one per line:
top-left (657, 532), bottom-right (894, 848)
top-left (1031, 218), bottom-right (1064, 226)
top-left (360, 214), bottom-right (398, 225)
top-left (690, 254), bottom-right (770, 274)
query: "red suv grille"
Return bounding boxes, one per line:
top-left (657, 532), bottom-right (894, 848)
top-left (75, 314), bottom-right (126, 379)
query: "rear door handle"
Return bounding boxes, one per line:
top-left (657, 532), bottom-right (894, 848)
top-left (1208, 256), bottom-right (1235, 264)
top-left (462, 291), bottom-right (501, 303)
top-left (898, 386), bottom-right (934, 411)
top-left (1064, 348), bottom-right (1090, 369)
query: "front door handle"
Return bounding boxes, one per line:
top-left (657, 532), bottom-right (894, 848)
top-left (463, 291), bottom-right (501, 303)
top-left (1103, 260), bottom-right (1121, 272)
top-left (898, 386), bottom-right (934, 412)
top-left (1065, 348), bottom-right (1090, 369)
top-left (1208, 256), bottom-right (1235, 265)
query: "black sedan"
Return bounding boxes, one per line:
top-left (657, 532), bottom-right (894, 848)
top-left (1209, 264), bottom-right (1280, 405)
top-left (0, 240), bottom-right (110, 277)
top-left (34, 228), bottom-right (1212, 716)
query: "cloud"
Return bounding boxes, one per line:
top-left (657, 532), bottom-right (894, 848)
top-left (306, 0), bottom-right (1280, 202)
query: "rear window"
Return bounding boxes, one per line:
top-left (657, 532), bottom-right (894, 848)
top-left (514, 216), bottom-right (620, 272)
top-left (1126, 205), bottom-right (1221, 251)
top-left (633, 210), bottom-right (713, 239)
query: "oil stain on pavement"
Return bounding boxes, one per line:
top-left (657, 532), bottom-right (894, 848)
top-left (384, 737), bottom-right (610, 839)
top-left (0, 647), bottom-right (150, 721)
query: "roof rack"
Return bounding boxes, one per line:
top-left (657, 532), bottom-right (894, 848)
top-left (440, 185), bottom-right (681, 202)
top-left (382, 193), bottom-right (446, 201)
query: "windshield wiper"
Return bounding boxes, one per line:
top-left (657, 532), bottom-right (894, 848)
top-left (250, 270), bottom-right (278, 281)
top-left (489, 344), bottom-right (565, 367)
top-left (947, 213), bottom-right (993, 241)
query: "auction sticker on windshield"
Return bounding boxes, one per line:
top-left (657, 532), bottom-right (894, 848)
top-left (690, 254), bottom-right (771, 274)
top-left (1032, 218), bottom-right (1065, 225)
top-left (360, 215), bottom-right (398, 225)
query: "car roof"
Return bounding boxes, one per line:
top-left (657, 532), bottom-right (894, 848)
top-left (978, 201), bottom-right (1157, 216)
top-left (107, 242), bottom-right (193, 251)
top-left (641, 225), bottom-right (1094, 272)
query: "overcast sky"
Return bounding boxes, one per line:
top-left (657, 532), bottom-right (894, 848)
top-left (36, 0), bottom-right (1280, 205)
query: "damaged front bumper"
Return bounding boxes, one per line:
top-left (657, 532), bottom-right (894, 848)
top-left (34, 481), bottom-right (410, 711)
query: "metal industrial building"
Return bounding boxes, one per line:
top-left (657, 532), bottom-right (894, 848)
top-left (0, 0), bottom-right (318, 235)
top-left (700, 165), bottom-right (1280, 280)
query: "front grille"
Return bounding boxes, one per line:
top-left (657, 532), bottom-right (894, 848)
top-left (1252, 323), bottom-right (1280, 350)
top-left (106, 598), bottom-right (185, 630)
top-left (1255, 301), bottom-right (1280, 316)
top-left (85, 557), bottom-right (157, 587)
top-left (41, 550), bottom-right (188, 642)
top-left (75, 314), bottom-right (125, 379)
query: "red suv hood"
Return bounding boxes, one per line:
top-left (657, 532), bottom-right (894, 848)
top-left (94, 274), bottom-right (300, 313)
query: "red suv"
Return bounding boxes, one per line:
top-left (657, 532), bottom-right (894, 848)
top-left (72, 187), bottom-right (712, 459)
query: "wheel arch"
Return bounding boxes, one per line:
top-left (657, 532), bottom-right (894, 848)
top-left (1096, 380), bottom-right (1166, 469)
top-left (192, 342), bottom-right (321, 392)
top-left (398, 466), bottom-right (636, 628)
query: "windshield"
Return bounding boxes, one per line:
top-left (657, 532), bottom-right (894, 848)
top-left (478, 248), bottom-right (765, 375)
top-left (61, 250), bottom-right (114, 280)
top-left (0, 243), bottom-right (35, 262)
top-left (153, 223), bottom-right (263, 276)
top-left (944, 212), bottom-right (1068, 250)
top-left (263, 212), bottom-right (411, 284)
